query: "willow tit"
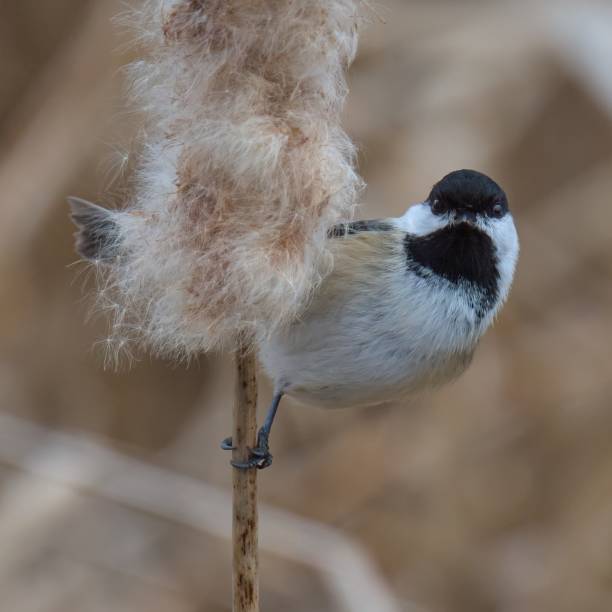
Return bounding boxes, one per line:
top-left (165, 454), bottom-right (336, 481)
top-left (224, 169), bottom-right (518, 467)
top-left (69, 169), bottom-right (519, 470)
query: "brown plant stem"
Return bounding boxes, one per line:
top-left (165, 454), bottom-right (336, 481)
top-left (232, 344), bottom-right (259, 612)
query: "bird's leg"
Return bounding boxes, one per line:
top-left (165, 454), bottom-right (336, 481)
top-left (221, 391), bottom-right (283, 470)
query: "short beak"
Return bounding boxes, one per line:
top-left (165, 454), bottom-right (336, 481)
top-left (453, 210), bottom-right (477, 225)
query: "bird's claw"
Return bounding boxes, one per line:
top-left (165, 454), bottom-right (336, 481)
top-left (220, 437), bottom-right (236, 451)
top-left (220, 433), bottom-right (273, 470)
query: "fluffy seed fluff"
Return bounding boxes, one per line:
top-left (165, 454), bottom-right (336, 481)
top-left (96, 0), bottom-right (364, 360)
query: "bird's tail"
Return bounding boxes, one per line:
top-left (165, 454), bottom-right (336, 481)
top-left (67, 197), bottom-right (120, 262)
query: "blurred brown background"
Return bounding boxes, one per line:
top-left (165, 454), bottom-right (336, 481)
top-left (1, 1), bottom-right (612, 611)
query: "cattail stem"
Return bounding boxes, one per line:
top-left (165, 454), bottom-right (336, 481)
top-left (232, 343), bottom-right (259, 612)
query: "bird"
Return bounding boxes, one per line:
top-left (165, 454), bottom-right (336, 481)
top-left (69, 169), bottom-right (519, 470)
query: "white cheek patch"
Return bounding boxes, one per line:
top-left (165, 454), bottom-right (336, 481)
top-left (394, 203), bottom-right (448, 235)
top-left (487, 215), bottom-right (519, 256)
top-left (484, 215), bottom-right (520, 301)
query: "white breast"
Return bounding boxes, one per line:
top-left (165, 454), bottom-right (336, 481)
top-left (258, 228), bottom-right (509, 408)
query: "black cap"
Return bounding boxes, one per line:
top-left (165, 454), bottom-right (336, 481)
top-left (428, 169), bottom-right (508, 217)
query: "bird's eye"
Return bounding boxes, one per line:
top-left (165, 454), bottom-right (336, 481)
top-left (431, 199), bottom-right (445, 215)
top-left (491, 203), bottom-right (505, 218)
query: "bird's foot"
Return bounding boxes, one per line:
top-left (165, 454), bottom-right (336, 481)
top-left (220, 429), bottom-right (273, 470)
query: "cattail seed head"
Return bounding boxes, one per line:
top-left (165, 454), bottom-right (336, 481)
top-left (96, 0), bottom-right (364, 359)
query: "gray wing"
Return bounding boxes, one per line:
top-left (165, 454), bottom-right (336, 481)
top-left (328, 219), bottom-right (395, 238)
